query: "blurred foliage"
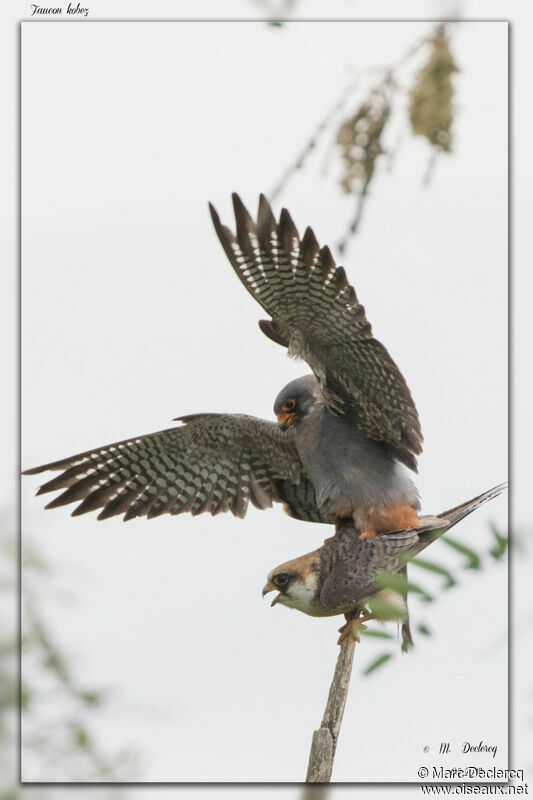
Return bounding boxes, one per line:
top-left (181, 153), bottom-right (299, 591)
top-left (0, 534), bottom-right (17, 800)
top-left (440, 535), bottom-right (482, 570)
top-left (358, 521), bottom-right (508, 677)
top-left (269, 22), bottom-right (459, 254)
top-left (408, 27), bottom-right (458, 153)
top-left (363, 653), bottom-right (393, 676)
top-left (11, 17), bottom-right (501, 784)
top-left (16, 538), bottom-right (139, 782)
top-left (261, 20), bottom-right (504, 683)
top-left (375, 571), bottom-right (434, 604)
top-left (251, 0), bottom-right (299, 26)
top-left (488, 522), bottom-right (509, 560)
top-left (410, 556), bottom-right (456, 589)
top-left (336, 77), bottom-right (392, 196)
top-left (366, 591), bottom-right (408, 623)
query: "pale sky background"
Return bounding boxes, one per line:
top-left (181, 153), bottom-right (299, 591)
top-left (19, 13), bottom-right (509, 785)
top-left (0, 0), bottom-right (531, 795)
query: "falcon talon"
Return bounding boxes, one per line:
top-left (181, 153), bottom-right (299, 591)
top-left (337, 619), bottom-right (368, 645)
top-left (262, 486), bottom-right (506, 632)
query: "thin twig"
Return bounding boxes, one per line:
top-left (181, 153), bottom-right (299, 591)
top-left (422, 147), bottom-right (441, 186)
top-left (270, 28), bottom-right (432, 204)
top-left (305, 615), bottom-right (358, 782)
top-left (270, 75), bottom-right (362, 201)
top-left (336, 175), bottom-right (371, 255)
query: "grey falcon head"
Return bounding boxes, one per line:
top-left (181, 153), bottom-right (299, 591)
top-left (273, 374), bottom-right (321, 430)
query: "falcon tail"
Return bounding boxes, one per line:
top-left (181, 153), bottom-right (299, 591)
top-left (416, 482), bottom-right (507, 549)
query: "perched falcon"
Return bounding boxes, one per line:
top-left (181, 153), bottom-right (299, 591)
top-left (262, 484), bottom-right (506, 642)
top-left (24, 194), bottom-right (422, 537)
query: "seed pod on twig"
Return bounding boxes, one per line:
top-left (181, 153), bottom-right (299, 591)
top-left (336, 79), bottom-right (391, 196)
top-left (408, 27), bottom-right (458, 152)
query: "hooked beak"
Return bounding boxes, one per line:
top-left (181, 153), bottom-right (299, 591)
top-left (276, 412), bottom-right (295, 430)
top-left (262, 581), bottom-right (281, 607)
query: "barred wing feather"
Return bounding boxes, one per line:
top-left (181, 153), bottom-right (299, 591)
top-left (23, 414), bottom-right (322, 523)
top-left (209, 194), bottom-right (423, 470)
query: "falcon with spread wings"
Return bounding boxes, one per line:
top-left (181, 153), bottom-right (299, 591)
top-left (25, 194), bottom-right (422, 535)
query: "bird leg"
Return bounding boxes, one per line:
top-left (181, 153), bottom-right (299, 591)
top-left (337, 612), bottom-right (374, 645)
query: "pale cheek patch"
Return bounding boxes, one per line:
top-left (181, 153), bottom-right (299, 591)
top-left (304, 573), bottom-right (319, 596)
top-left (282, 576), bottom-right (317, 614)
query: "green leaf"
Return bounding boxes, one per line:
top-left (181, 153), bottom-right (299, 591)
top-left (366, 595), bottom-right (407, 621)
top-left (488, 523), bottom-right (508, 560)
top-left (359, 629), bottom-right (395, 640)
top-left (416, 623), bottom-right (432, 636)
top-left (440, 536), bottom-right (481, 570)
top-left (363, 653), bottom-right (393, 675)
top-left (71, 724), bottom-right (89, 749)
top-left (79, 691), bottom-right (102, 708)
top-left (375, 573), bottom-right (434, 603)
top-left (375, 573), bottom-right (407, 593)
top-left (411, 557), bottom-right (457, 589)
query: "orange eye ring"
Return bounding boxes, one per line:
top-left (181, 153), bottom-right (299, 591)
top-left (282, 398), bottom-right (296, 412)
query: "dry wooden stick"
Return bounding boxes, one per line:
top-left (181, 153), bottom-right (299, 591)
top-left (305, 616), bottom-right (359, 783)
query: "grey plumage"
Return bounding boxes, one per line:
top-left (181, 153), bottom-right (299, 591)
top-left (24, 194), bottom-right (506, 651)
top-left (320, 483), bottom-right (506, 613)
top-left (210, 193), bottom-right (422, 471)
top-left (209, 194), bottom-right (425, 534)
top-left (23, 414), bottom-right (319, 522)
top-left (25, 194), bottom-right (424, 532)
top-left (263, 484), bottom-right (506, 621)
top-left (277, 375), bottom-right (420, 527)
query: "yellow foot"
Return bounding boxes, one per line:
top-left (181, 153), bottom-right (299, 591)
top-left (359, 530), bottom-right (377, 539)
top-left (337, 614), bottom-right (374, 645)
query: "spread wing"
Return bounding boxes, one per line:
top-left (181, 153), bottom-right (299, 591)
top-left (319, 530), bottom-right (420, 609)
top-left (23, 413), bottom-right (326, 523)
top-left (209, 194), bottom-right (422, 470)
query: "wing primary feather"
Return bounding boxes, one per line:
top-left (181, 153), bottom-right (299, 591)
top-left (300, 226), bottom-right (320, 274)
top-left (210, 201), bottom-right (271, 315)
top-left (319, 245), bottom-right (336, 283)
top-left (44, 474), bottom-right (106, 509)
top-left (70, 483), bottom-right (122, 517)
top-left (36, 462), bottom-right (96, 494)
top-left (232, 193), bottom-right (257, 258)
top-left (209, 196), bottom-right (424, 466)
top-left (27, 415), bottom-right (314, 523)
top-left (257, 194), bottom-right (277, 251)
top-left (97, 484), bottom-right (142, 520)
top-left (333, 266), bottom-right (348, 295)
top-left (279, 207), bottom-right (299, 259)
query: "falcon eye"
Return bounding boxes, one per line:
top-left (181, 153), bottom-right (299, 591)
top-left (282, 399), bottom-right (296, 412)
top-left (274, 574), bottom-right (289, 587)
